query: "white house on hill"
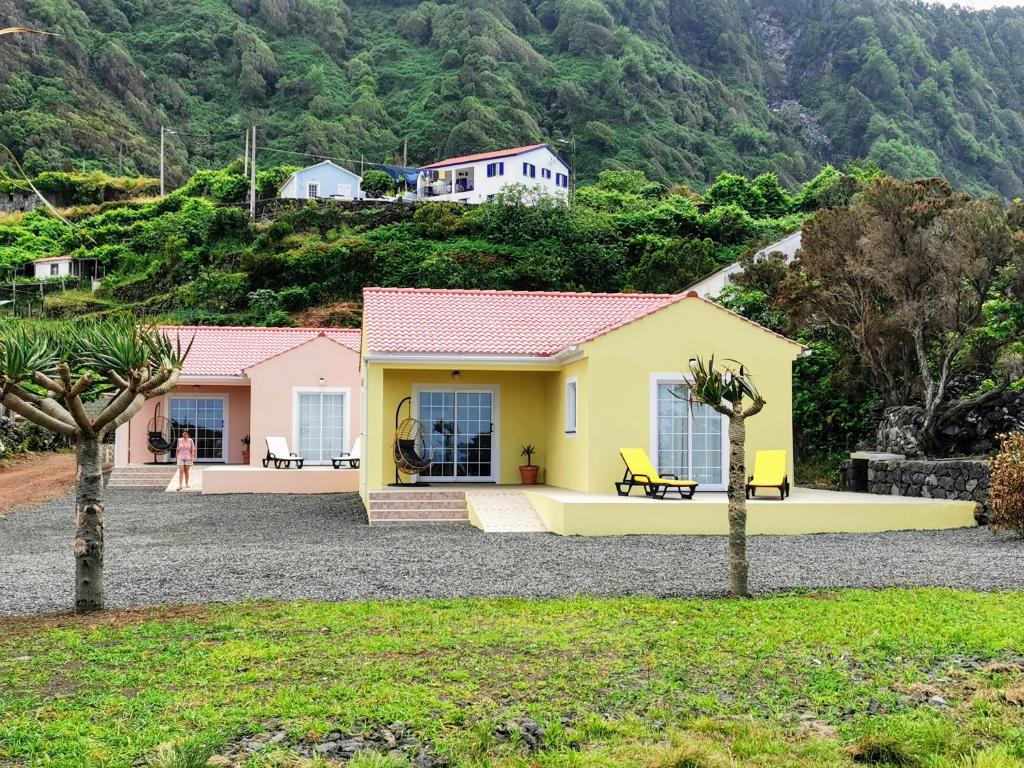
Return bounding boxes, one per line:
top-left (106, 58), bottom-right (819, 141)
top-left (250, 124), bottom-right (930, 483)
top-left (32, 255), bottom-right (75, 279)
top-left (686, 230), bottom-right (803, 299)
top-left (417, 144), bottom-right (570, 205)
top-left (279, 161), bottom-right (363, 201)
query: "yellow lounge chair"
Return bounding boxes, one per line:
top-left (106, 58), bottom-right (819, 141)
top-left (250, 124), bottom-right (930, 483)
top-left (746, 450), bottom-right (790, 499)
top-left (615, 448), bottom-right (698, 499)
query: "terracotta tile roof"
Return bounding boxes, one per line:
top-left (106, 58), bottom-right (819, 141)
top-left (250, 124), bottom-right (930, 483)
top-left (362, 288), bottom-right (672, 356)
top-left (159, 326), bottom-right (361, 377)
top-left (362, 288), bottom-right (806, 357)
top-left (418, 143), bottom-right (551, 170)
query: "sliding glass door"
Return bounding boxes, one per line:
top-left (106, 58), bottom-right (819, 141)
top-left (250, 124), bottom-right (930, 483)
top-left (296, 390), bottom-right (347, 465)
top-left (653, 379), bottom-right (727, 490)
top-left (417, 389), bottom-right (495, 482)
top-left (169, 396), bottom-right (225, 462)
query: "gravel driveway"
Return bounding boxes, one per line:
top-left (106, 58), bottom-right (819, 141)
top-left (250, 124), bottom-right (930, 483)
top-left (1, 489), bottom-right (1022, 616)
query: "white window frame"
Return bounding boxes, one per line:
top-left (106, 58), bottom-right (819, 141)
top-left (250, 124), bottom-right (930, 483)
top-left (649, 372), bottom-right (729, 492)
top-left (292, 387), bottom-right (351, 466)
top-left (164, 393), bottom-right (229, 463)
top-left (412, 384), bottom-right (500, 483)
top-left (564, 376), bottom-right (578, 435)
top-left (306, 181), bottom-right (319, 198)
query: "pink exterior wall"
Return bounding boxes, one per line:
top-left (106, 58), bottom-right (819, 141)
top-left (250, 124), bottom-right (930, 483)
top-left (202, 466), bottom-right (359, 494)
top-left (245, 335), bottom-right (362, 466)
top-left (115, 383), bottom-right (251, 466)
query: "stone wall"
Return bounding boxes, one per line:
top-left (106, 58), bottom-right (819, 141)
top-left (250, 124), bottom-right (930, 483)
top-left (867, 458), bottom-right (989, 524)
top-left (0, 191), bottom-right (40, 214)
top-left (876, 391), bottom-right (1024, 458)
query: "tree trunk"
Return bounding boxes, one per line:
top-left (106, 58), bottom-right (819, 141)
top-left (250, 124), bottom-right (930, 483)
top-left (727, 408), bottom-right (749, 597)
top-left (75, 435), bottom-right (105, 613)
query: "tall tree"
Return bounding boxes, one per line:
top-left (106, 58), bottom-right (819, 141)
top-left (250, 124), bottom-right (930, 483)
top-left (0, 320), bottom-right (189, 613)
top-left (798, 177), bottom-right (1024, 452)
top-left (684, 356), bottom-right (765, 597)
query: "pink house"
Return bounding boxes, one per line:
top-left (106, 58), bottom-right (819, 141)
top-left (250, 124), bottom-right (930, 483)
top-left (114, 326), bottom-right (362, 492)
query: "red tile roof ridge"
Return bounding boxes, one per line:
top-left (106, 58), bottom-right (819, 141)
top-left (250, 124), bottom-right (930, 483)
top-left (363, 286), bottom-right (676, 299)
top-left (158, 324), bottom-right (359, 333)
top-left (418, 143), bottom-right (550, 170)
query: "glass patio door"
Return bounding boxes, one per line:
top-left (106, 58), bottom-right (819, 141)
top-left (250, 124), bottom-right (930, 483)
top-left (169, 397), bottom-right (225, 462)
top-left (418, 390), bottom-right (495, 481)
top-left (297, 391), bottom-right (347, 465)
top-left (655, 381), bottom-right (726, 490)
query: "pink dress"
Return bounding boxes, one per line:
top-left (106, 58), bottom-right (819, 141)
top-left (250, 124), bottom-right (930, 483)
top-left (176, 438), bottom-right (196, 466)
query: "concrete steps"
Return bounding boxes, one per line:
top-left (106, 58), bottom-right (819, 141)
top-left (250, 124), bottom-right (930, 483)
top-left (366, 488), bottom-right (470, 526)
top-left (107, 465), bottom-right (178, 489)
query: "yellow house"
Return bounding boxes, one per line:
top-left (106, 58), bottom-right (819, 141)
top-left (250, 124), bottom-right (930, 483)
top-left (360, 287), bottom-right (807, 500)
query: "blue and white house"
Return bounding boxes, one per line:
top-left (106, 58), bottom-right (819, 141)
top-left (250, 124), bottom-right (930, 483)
top-left (278, 161), bottom-right (363, 201)
top-left (417, 143), bottom-right (571, 205)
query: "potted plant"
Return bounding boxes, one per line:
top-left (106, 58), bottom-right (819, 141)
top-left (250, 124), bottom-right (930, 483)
top-left (519, 444), bottom-right (540, 485)
top-left (241, 434), bottom-right (251, 465)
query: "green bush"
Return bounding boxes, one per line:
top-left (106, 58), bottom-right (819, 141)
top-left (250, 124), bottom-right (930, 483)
top-left (278, 286), bottom-right (310, 311)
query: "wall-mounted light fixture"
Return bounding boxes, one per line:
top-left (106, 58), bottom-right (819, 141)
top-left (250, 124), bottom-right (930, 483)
top-left (687, 358), bottom-right (698, 370)
top-left (318, 376), bottom-right (326, 386)
top-left (451, 370), bottom-right (461, 380)
top-left (192, 384), bottom-right (199, 391)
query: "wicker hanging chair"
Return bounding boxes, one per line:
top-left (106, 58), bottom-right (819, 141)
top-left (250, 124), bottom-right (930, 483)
top-left (393, 418), bottom-right (433, 475)
top-left (146, 403), bottom-right (175, 464)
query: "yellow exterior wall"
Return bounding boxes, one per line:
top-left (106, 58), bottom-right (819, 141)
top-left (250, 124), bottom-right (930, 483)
top-left (361, 297), bottom-right (803, 498)
top-left (363, 364), bottom-right (554, 493)
top-left (582, 298), bottom-right (801, 495)
top-left (525, 488), bottom-right (977, 536)
top-left (541, 358), bottom-right (589, 492)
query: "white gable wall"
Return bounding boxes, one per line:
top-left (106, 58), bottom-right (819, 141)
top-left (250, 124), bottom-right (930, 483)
top-left (279, 162), bottom-right (363, 201)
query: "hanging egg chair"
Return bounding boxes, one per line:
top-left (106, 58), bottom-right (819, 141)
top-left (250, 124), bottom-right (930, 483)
top-left (146, 403), bottom-right (175, 464)
top-left (393, 417), bottom-right (433, 477)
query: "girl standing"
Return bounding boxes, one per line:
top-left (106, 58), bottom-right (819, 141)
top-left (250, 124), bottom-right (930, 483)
top-left (176, 429), bottom-right (196, 490)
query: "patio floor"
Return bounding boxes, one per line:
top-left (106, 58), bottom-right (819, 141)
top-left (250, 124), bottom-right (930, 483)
top-left (373, 484), bottom-right (978, 536)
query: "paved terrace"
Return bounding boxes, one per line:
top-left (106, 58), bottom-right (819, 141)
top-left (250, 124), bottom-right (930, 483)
top-left (1, 489), bottom-right (1022, 616)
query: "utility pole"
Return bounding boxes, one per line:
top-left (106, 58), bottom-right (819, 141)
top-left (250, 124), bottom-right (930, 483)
top-left (243, 130), bottom-right (249, 176)
top-left (160, 126), bottom-right (178, 195)
top-left (249, 125), bottom-right (257, 220)
top-left (403, 137), bottom-right (408, 167)
top-left (159, 125), bottom-right (165, 195)
top-left (117, 140), bottom-right (123, 177)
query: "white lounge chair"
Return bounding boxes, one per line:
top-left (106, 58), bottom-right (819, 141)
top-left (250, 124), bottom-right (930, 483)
top-left (332, 437), bottom-right (361, 469)
top-left (263, 436), bottom-right (304, 469)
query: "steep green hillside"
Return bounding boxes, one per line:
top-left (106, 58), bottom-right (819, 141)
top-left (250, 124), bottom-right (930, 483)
top-left (2, 0), bottom-right (1023, 195)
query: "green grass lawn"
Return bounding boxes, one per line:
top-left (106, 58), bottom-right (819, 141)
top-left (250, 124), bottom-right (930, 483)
top-left (2, 589), bottom-right (1024, 767)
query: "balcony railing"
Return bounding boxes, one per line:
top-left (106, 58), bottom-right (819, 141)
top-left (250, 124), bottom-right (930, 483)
top-left (422, 181), bottom-right (474, 197)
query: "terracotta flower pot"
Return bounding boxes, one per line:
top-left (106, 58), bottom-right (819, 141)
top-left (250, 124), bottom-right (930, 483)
top-left (241, 450), bottom-right (250, 465)
top-left (520, 465), bottom-right (540, 485)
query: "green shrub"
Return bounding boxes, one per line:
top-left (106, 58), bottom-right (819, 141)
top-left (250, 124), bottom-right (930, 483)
top-left (278, 285), bottom-right (310, 311)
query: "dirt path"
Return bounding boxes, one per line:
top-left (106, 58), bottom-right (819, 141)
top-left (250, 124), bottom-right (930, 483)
top-left (0, 453), bottom-right (76, 517)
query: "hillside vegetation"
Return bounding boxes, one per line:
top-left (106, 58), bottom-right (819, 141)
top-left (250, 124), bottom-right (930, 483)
top-left (1, 163), bottom-right (861, 326)
top-left (2, 0), bottom-right (1024, 196)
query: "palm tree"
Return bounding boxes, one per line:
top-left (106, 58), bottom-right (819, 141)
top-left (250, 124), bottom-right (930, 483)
top-left (685, 355), bottom-right (765, 597)
top-left (0, 319), bottom-right (190, 613)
